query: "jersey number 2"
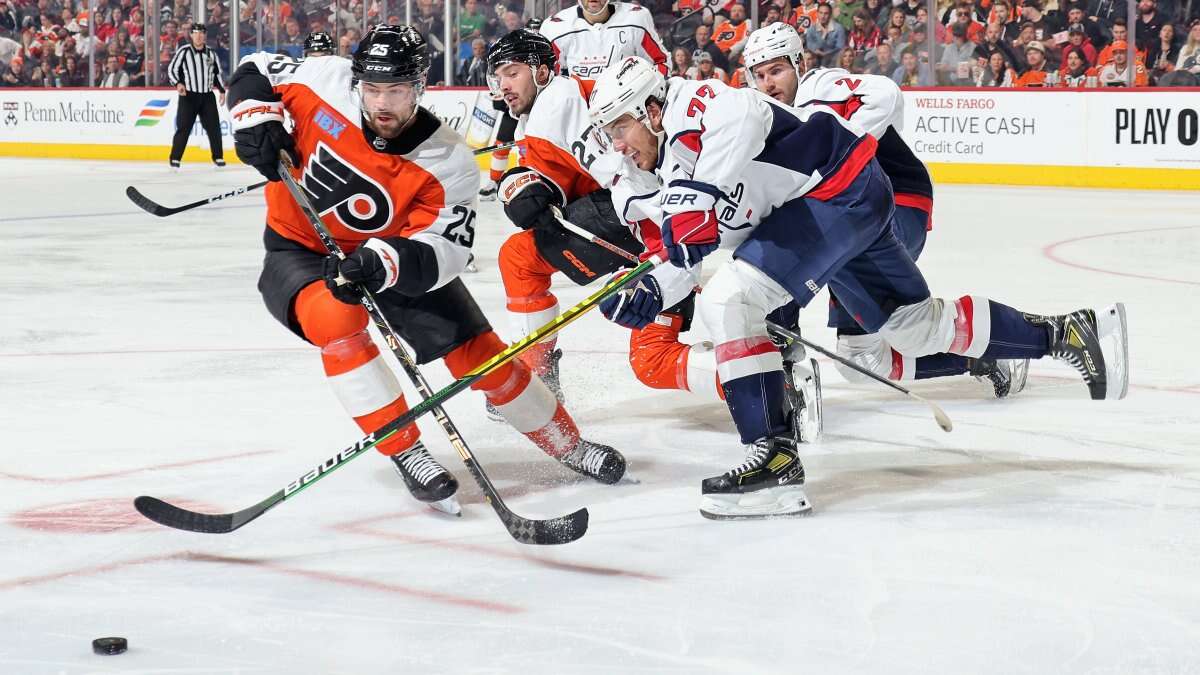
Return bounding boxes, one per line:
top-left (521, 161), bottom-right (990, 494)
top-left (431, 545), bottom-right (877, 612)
top-left (443, 205), bottom-right (476, 248)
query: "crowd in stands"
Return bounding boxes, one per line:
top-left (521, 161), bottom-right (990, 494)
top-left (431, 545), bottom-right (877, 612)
top-left (0, 0), bottom-right (1197, 87)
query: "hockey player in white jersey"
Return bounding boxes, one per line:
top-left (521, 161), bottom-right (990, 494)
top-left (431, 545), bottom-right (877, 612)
top-left (486, 29), bottom-right (729, 411)
top-left (589, 56), bottom-right (1129, 519)
top-left (540, 0), bottom-right (669, 78)
top-left (743, 22), bottom-right (1029, 398)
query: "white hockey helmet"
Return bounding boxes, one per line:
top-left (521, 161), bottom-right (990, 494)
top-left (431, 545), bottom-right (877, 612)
top-left (588, 56), bottom-right (667, 133)
top-left (743, 22), bottom-right (804, 87)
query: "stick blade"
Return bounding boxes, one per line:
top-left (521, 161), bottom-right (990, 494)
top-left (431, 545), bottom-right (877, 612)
top-left (134, 495), bottom-right (236, 533)
top-left (506, 507), bottom-right (588, 545)
top-left (125, 186), bottom-right (171, 217)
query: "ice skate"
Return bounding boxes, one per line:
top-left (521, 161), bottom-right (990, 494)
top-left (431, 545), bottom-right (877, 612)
top-left (969, 358), bottom-right (1030, 398)
top-left (559, 438), bottom-right (626, 484)
top-left (700, 435), bottom-right (811, 520)
top-left (390, 442), bottom-right (461, 516)
top-left (479, 179), bottom-right (498, 201)
top-left (1036, 304), bottom-right (1128, 400)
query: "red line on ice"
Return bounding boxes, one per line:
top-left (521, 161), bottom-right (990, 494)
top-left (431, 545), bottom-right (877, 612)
top-left (1042, 225), bottom-right (1200, 287)
top-left (0, 449), bottom-right (277, 483)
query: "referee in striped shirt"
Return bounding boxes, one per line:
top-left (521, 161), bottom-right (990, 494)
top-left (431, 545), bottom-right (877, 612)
top-left (168, 24), bottom-right (226, 169)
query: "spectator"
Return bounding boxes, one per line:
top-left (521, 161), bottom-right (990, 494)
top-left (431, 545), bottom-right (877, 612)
top-left (1088, 0), bottom-right (1127, 34)
top-left (802, 49), bottom-right (819, 71)
top-left (792, 0), bottom-right (822, 36)
top-left (1099, 39), bottom-right (1150, 82)
top-left (884, 24), bottom-right (904, 45)
top-left (1065, 6), bottom-right (1104, 45)
top-left (946, 2), bottom-right (985, 43)
top-left (1023, 0), bottom-right (1062, 43)
top-left (1097, 20), bottom-right (1147, 63)
top-left (892, 46), bottom-right (933, 84)
top-left (125, 6), bottom-right (143, 37)
top-left (500, 10), bottom-right (522, 34)
top-left (976, 48), bottom-right (1016, 84)
top-left (693, 23), bottom-right (729, 70)
top-left (915, 6), bottom-right (947, 42)
top-left (898, 21), bottom-right (935, 64)
top-left (1063, 23), bottom-right (1098, 65)
top-left (763, 5), bottom-right (783, 26)
top-left (988, 0), bottom-right (1021, 40)
top-left (1015, 40), bottom-right (1054, 84)
top-left (837, 44), bottom-right (858, 71)
top-left (1060, 47), bottom-right (1095, 84)
top-left (55, 53), bottom-right (84, 85)
top-left (865, 40), bottom-right (897, 74)
top-left (0, 55), bottom-right (20, 85)
top-left (688, 48), bottom-right (728, 81)
top-left (670, 45), bottom-right (693, 77)
top-left (96, 6), bottom-right (118, 42)
top-left (282, 16), bottom-right (302, 46)
top-left (459, 0), bottom-right (487, 41)
top-left (807, 2), bottom-right (847, 67)
top-left (713, 3), bottom-right (749, 63)
top-left (1142, 19), bottom-right (1180, 75)
top-left (0, 1), bottom-right (17, 36)
top-left (1135, 0), bottom-right (1164, 48)
top-left (939, 22), bottom-right (977, 83)
top-left (125, 34), bottom-right (144, 85)
top-left (1011, 21), bottom-right (1039, 70)
top-left (97, 53), bottom-right (127, 86)
top-left (1177, 19), bottom-right (1200, 73)
top-left (457, 36), bottom-right (487, 85)
top-left (338, 34), bottom-right (353, 56)
top-left (976, 21), bottom-right (1021, 65)
top-left (847, 8), bottom-right (881, 55)
top-left (884, 7), bottom-right (907, 38)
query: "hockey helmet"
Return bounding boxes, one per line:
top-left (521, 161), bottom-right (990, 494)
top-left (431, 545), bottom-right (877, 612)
top-left (352, 25), bottom-right (431, 84)
top-left (588, 56), bottom-right (666, 132)
top-left (486, 28), bottom-right (557, 92)
top-left (742, 22), bottom-right (804, 87)
top-left (304, 30), bottom-right (334, 56)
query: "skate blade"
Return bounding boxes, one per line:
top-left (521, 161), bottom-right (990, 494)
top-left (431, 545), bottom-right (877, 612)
top-left (1096, 303), bottom-right (1129, 400)
top-left (427, 496), bottom-right (463, 517)
top-left (798, 358), bottom-right (823, 443)
top-left (699, 485), bottom-right (812, 521)
top-left (1008, 359), bottom-right (1030, 397)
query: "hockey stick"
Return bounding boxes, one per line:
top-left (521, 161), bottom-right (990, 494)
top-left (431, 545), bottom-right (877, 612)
top-left (134, 254), bottom-right (660, 535)
top-left (127, 142), bottom-right (511, 218)
top-left (767, 322), bottom-right (953, 432)
top-left (472, 140), bottom-right (517, 155)
top-left (553, 212), bottom-right (953, 433)
top-left (125, 181), bottom-right (268, 218)
top-left (275, 155), bottom-right (586, 544)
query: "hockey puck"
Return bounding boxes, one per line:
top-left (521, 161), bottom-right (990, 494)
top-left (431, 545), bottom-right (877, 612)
top-left (92, 637), bottom-right (127, 655)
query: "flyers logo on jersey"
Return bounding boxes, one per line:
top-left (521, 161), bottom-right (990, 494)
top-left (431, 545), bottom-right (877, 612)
top-left (302, 141), bottom-right (394, 233)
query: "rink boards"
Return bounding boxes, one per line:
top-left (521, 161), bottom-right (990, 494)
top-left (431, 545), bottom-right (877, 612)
top-left (0, 85), bottom-right (1197, 189)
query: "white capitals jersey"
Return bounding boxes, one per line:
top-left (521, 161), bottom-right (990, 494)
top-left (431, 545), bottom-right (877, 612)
top-left (520, 75), bottom-right (622, 202)
top-left (540, 2), bottom-right (669, 78)
top-left (792, 67), bottom-right (933, 206)
top-left (609, 78), bottom-right (877, 306)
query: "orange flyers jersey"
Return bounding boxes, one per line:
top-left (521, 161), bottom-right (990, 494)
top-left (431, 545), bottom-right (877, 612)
top-left (714, 20), bottom-right (749, 55)
top-left (243, 52), bottom-right (479, 289)
top-left (520, 75), bottom-right (617, 204)
top-left (791, 5), bottom-right (820, 34)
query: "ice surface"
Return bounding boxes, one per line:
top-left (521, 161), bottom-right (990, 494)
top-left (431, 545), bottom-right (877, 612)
top-left (1, 159), bottom-right (1197, 674)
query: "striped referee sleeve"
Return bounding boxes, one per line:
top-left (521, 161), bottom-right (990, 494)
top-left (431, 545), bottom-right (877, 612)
top-left (167, 44), bottom-right (186, 87)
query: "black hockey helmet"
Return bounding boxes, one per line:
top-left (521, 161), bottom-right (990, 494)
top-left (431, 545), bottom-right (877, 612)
top-left (304, 30), bottom-right (334, 55)
top-left (352, 24), bottom-right (431, 83)
top-left (486, 28), bottom-right (557, 76)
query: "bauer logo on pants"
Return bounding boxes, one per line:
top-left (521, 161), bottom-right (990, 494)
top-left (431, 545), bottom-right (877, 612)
top-left (302, 141), bottom-right (394, 233)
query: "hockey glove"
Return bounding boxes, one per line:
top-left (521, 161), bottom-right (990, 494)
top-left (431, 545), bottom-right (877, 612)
top-left (499, 166), bottom-right (563, 231)
top-left (230, 99), bottom-right (298, 181)
top-left (662, 210), bottom-right (720, 269)
top-left (599, 273), bottom-right (663, 329)
top-left (322, 239), bottom-right (402, 306)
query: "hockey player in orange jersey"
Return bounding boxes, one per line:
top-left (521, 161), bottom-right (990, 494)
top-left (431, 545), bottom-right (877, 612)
top-left (485, 29), bottom-right (726, 415)
top-left (227, 25), bottom-right (626, 515)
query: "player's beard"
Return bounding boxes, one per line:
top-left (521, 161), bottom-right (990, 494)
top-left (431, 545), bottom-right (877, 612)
top-left (365, 104), bottom-right (416, 139)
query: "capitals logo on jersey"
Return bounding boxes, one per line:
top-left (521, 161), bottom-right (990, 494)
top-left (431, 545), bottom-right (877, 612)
top-left (302, 141), bottom-right (395, 233)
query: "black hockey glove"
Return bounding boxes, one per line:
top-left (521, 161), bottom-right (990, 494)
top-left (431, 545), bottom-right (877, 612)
top-left (230, 99), bottom-right (298, 181)
top-left (499, 166), bottom-right (562, 231)
top-left (322, 240), bottom-right (397, 306)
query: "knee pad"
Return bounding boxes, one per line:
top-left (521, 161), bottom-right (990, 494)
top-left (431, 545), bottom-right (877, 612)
top-left (294, 281), bottom-right (368, 348)
top-left (697, 260), bottom-right (792, 344)
top-left (880, 296), bottom-right (991, 358)
top-left (878, 297), bottom-right (955, 358)
top-left (835, 333), bottom-right (891, 383)
top-left (442, 331), bottom-right (525, 396)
